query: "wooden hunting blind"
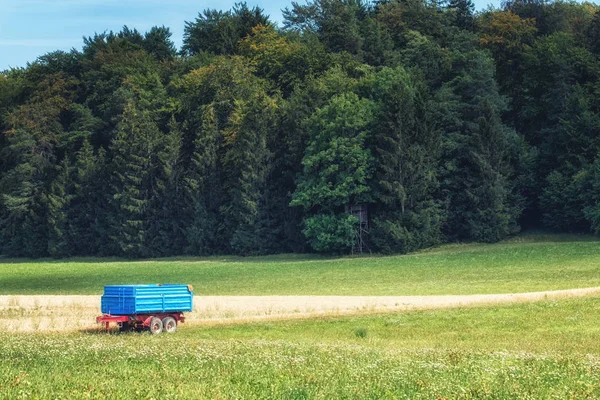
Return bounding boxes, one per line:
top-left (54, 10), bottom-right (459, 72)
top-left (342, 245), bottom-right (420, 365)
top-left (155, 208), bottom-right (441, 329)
top-left (348, 203), bottom-right (369, 254)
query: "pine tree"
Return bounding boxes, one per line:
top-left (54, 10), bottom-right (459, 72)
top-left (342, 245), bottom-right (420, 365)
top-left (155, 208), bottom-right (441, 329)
top-left (539, 86), bottom-right (600, 232)
top-left (66, 140), bottom-right (107, 255)
top-left (47, 157), bottom-right (71, 257)
top-left (183, 3), bottom-right (270, 56)
top-left (365, 67), bottom-right (443, 253)
top-left (143, 26), bottom-right (177, 61)
top-left (283, 0), bottom-right (366, 56)
top-left (145, 117), bottom-right (186, 256)
top-left (109, 100), bottom-right (161, 257)
top-left (448, 0), bottom-right (475, 31)
top-left (0, 129), bottom-right (52, 257)
top-left (589, 10), bottom-right (600, 54)
top-left (584, 159), bottom-right (600, 233)
top-left (222, 92), bottom-right (274, 254)
top-left (436, 49), bottom-right (523, 242)
top-left (185, 105), bottom-right (223, 255)
top-left (180, 57), bottom-right (276, 255)
top-left (0, 71), bottom-right (74, 257)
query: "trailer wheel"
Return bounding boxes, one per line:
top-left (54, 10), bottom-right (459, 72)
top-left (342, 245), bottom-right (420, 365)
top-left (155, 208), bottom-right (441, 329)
top-left (119, 322), bottom-right (131, 332)
top-left (162, 317), bottom-right (177, 333)
top-left (149, 317), bottom-right (163, 335)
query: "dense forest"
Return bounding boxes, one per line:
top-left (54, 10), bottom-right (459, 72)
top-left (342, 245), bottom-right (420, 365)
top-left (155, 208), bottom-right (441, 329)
top-left (1, 0), bottom-right (599, 257)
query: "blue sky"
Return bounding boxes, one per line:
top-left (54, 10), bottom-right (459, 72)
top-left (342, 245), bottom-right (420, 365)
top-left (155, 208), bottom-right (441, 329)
top-left (0, 0), bottom-right (499, 71)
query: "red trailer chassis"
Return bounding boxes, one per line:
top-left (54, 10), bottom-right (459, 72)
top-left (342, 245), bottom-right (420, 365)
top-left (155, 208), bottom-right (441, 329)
top-left (96, 312), bottom-right (185, 334)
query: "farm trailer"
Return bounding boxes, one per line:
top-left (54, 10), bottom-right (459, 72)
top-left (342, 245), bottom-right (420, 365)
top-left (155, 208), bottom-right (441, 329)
top-left (96, 284), bottom-right (193, 334)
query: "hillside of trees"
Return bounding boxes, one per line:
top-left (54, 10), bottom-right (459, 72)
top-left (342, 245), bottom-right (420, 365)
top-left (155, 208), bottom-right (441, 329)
top-left (1, 0), bottom-right (599, 257)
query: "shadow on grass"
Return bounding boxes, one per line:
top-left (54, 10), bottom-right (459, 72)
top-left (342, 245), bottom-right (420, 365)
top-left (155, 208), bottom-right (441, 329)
top-left (0, 274), bottom-right (106, 295)
top-left (2, 232), bottom-right (596, 265)
top-left (0, 253), bottom-right (339, 265)
top-left (504, 230), bottom-right (600, 243)
top-left (81, 326), bottom-right (151, 336)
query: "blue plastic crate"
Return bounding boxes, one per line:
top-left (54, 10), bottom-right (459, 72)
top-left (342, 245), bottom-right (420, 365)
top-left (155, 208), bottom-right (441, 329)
top-left (101, 284), bottom-right (193, 315)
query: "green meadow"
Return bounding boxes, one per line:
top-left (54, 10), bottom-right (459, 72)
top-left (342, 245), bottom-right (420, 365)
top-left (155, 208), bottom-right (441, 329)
top-left (2, 234), bottom-right (600, 398)
top-left (1, 233), bottom-right (599, 295)
top-left (2, 297), bottom-right (600, 398)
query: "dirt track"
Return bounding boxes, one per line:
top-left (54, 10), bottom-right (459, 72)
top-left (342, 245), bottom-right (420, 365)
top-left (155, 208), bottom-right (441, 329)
top-left (1, 286), bottom-right (599, 332)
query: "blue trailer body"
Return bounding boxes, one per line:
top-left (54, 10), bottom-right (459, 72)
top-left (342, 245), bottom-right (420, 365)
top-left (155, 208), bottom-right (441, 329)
top-left (101, 284), bottom-right (193, 315)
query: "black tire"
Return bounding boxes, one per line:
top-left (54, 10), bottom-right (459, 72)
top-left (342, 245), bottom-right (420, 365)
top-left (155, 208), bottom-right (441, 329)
top-left (162, 317), bottom-right (177, 333)
top-left (149, 317), bottom-right (163, 335)
top-left (119, 322), bottom-right (131, 332)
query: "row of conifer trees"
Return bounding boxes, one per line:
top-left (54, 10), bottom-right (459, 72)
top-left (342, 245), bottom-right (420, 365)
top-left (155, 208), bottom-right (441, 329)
top-left (1, 0), bottom-right (600, 257)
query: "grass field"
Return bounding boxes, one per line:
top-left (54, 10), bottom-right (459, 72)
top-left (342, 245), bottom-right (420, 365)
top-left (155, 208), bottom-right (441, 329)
top-left (1, 233), bottom-right (599, 295)
top-left (190, 296), bottom-right (600, 355)
top-left (3, 233), bottom-right (600, 398)
top-left (2, 297), bottom-right (600, 398)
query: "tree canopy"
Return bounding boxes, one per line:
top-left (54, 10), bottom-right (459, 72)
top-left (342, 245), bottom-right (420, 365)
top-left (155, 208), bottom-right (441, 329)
top-left (2, 0), bottom-right (600, 257)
